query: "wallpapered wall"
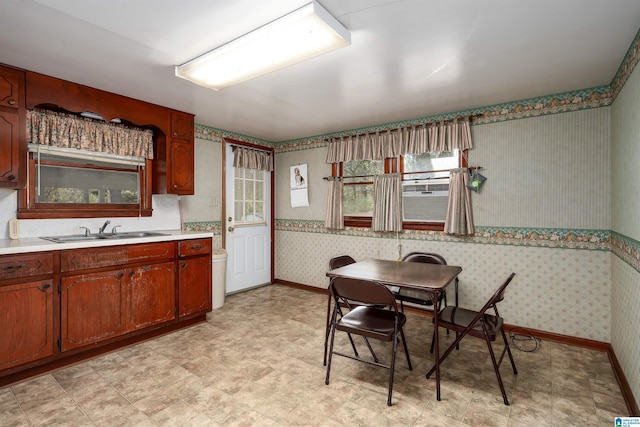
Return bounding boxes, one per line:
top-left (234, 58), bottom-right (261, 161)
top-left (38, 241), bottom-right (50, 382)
top-left (274, 107), bottom-right (612, 343)
top-left (610, 52), bottom-right (640, 410)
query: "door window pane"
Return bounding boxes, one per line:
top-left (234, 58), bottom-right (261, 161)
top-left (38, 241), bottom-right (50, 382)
top-left (234, 168), bottom-right (266, 224)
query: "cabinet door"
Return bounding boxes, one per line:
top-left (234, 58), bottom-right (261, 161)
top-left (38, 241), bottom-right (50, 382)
top-left (129, 262), bottom-right (176, 330)
top-left (0, 280), bottom-right (54, 370)
top-left (0, 67), bottom-right (21, 108)
top-left (170, 111), bottom-right (194, 140)
top-left (167, 138), bottom-right (194, 194)
top-left (61, 270), bottom-right (128, 351)
top-left (178, 256), bottom-right (212, 317)
top-left (0, 110), bottom-right (20, 186)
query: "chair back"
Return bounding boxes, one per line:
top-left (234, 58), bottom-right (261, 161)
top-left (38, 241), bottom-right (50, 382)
top-left (479, 273), bottom-right (516, 315)
top-left (329, 255), bottom-right (356, 270)
top-left (330, 277), bottom-right (398, 309)
top-left (402, 252), bottom-right (447, 265)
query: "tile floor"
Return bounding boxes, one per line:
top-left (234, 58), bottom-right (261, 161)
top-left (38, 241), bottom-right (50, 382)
top-left (0, 284), bottom-right (630, 426)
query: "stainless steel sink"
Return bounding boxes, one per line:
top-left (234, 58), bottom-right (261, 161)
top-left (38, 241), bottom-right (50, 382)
top-left (42, 231), bottom-right (167, 243)
top-left (42, 235), bottom-right (106, 243)
top-left (102, 231), bottom-right (168, 239)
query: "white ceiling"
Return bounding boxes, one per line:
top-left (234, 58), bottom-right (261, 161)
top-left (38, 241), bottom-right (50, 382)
top-left (1, 0), bottom-right (640, 142)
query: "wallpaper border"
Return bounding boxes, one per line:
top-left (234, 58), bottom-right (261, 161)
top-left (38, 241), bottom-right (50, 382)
top-left (274, 219), bottom-right (640, 272)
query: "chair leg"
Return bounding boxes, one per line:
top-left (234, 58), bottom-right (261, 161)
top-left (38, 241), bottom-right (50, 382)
top-left (325, 319), bottom-right (338, 386)
top-left (399, 326), bottom-right (412, 371)
top-left (484, 329), bottom-right (510, 405)
top-left (387, 327), bottom-right (399, 406)
top-left (501, 329), bottom-right (518, 375)
top-left (323, 294), bottom-right (332, 366)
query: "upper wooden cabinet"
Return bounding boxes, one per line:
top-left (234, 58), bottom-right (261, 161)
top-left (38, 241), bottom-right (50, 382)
top-left (0, 65), bottom-right (26, 189)
top-left (24, 69), bottom-right (195, 196)
top-left (154, 111), bottom-right (195, 195)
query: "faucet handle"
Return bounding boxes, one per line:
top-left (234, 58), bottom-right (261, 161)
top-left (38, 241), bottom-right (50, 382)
top-left (79, 226), bottom-right (91, 237)
top-left (111, 225), bottom-right (121, 234)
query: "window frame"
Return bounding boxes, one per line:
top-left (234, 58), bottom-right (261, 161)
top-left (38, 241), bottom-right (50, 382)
top-left (335, 151), bottom-right (467, 230)
top-left (18, 153), bottom-right (153, 219)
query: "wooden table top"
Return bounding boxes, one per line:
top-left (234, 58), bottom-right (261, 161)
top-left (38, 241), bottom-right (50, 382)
top-left (326, 258), bottom-right (461, 291)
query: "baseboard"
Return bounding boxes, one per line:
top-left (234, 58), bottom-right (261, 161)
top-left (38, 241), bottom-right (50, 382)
top-left (607, 343), bottom-right (640, 416)
top-left (274, 278), bottom-right (639, 415)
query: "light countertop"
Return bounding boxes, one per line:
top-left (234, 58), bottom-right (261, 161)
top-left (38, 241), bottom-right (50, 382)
top-left (0, 230), bottom-right (214, 255)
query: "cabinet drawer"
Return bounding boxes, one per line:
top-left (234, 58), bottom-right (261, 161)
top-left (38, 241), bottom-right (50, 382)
top-left (0, 252), bottom-right (53, 281)
top-left (61, 242), bottom-right (175, 272)
top-left (178, 238), bottom-right (211, 257)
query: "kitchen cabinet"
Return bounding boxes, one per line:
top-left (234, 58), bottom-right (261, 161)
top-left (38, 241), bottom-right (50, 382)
top-left (60, 242), bottom-right (176, 351)
top-left (24, 69), bottom-right (195, 198)
top-left (0, 64), bottom-right (26, 188)
top-left (156, 110), bottom-right (195, 195)
top-left (178, 238), bottom-right (212, 317)
top-left (0, 252), bottom-right (54, 371)
top-left (0, 236), bottom-right (212, 384)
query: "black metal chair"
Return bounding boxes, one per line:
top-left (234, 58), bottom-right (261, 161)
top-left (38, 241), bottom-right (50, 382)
top-left (324, 255), bottom-right (378, 366)
top-left (396, 252), bottom-right (450, 311)
top-left (325, 277), bottom-right (412, 406)
top-left (425, 273), bottom-right (518, 405)
top-left (395, 252), bottom-right (457, 353)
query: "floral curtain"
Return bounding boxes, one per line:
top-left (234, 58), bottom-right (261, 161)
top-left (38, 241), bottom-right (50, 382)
top-left (325, 178), bottom-right (344, 230)
top-left (325, 118), bottom-right (472, 162)
top-left (233, 146), bottom-right (274, 171)
top-left (444, 169), bottom-right (474, 236)
top-left (27, 109), bottom-right (154, 159)
top-left (372, 173), bottom-right (403, 232)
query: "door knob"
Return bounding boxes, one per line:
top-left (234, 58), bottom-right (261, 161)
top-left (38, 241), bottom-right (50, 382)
top-left (228, 226), bottom-right (234, 232)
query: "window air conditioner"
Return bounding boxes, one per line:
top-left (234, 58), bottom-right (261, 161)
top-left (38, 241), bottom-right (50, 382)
top-left (402, 178), bottom-right (449, 222)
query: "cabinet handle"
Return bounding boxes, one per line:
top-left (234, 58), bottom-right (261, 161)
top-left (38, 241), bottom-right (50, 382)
top-left (181, 262), bottom-right (187, 268)
top-left (191, 244), bottom-right (203, 250)
top-left (117, 272), bottom-right (124, 278)
top-left (8, 99), bottom-right (16, 105)
top-left (3, 264), bottom-right (26, 270)
top-left (38, 283), bottom-right (51, 291)
top-left (8, 175), bottom-right (16, 181)
top-left (130, 270), bottom-right (135, 275)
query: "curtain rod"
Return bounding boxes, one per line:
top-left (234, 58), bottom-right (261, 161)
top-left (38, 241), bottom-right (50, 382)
top-left (322, 166), bottom-right (482, 180)
top-left (322, 113), bottom-right (482, 141)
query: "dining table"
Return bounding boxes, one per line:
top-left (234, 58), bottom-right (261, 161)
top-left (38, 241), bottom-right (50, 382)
top-left (326, 258), bottom-right (462, 401)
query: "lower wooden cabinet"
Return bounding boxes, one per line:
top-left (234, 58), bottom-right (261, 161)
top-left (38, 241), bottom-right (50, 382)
top-left (61, 261), bottom-right (176, 351)
top-left (178, 238), bottom-right (212, 317)
top-left (179, 256), bottom-right (211, 317)
top-left (0, 237), bottom-right (212, 381)
top-left (0, 280), bottom-right (54, 370)
top-left (61, 269), bottom-right (128, 351)
top-left (129, 262), bottom-right (176, 329)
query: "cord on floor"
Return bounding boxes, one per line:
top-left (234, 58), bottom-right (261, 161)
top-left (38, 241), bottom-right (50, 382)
top-left (508, 326), bottom-right (540, 352)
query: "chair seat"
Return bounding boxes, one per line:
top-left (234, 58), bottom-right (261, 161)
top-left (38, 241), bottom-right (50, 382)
top-left (337, 306), bottom-right (407, 342)
top-left (436, 306), bottom-right (503, 341)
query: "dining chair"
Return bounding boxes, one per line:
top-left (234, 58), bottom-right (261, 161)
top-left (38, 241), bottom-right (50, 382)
top-left (325, 277), bottom-right (412, 406)
top-left (396, 252), bottom-right (450, 311)
top-left (425, 272), bottom-right (518, 405)
top-left (395, 252), bottom-right (456, 353)
top-left (324, 255), bottom-right (378, 366)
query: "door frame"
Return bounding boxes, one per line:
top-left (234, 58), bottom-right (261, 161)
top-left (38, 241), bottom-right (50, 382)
top-left (221, 138), bottom-right (275, 283)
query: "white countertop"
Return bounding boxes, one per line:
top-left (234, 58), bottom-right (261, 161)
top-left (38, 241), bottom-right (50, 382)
top-left (0, 230), bottom-right (214, 255)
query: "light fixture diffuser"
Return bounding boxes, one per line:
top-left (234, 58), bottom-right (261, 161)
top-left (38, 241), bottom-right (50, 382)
top-left (175, 1), bottom-right (350, 90)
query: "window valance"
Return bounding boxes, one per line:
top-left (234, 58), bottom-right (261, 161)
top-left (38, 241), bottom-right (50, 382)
top-left (233, 146), bottom-right (274, 171)
top-left (325, 118), bottom-right (473, 163)
top-left (27, 109), bottom-right (154, 159)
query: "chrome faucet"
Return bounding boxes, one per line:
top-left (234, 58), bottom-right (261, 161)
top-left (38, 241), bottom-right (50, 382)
top-left (98, 220), bottom-right (111, 234)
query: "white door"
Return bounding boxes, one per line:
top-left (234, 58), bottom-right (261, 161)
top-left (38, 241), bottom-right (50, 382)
top-left (224, 144), bottom-right (272, 294)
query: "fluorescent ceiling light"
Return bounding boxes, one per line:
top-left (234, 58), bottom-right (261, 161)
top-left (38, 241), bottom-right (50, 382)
top-left (175, 1), bottom-right (350, 90)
